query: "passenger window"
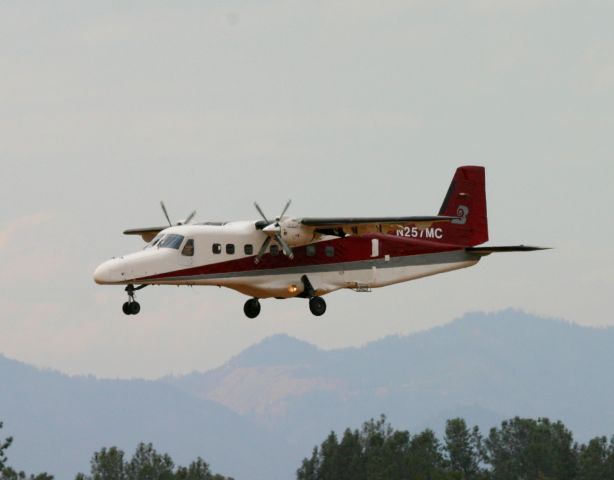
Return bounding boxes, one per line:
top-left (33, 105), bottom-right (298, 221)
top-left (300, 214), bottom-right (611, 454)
top-left (181, 239), bottom-right (195, 257)
top-left (226, 244), bottom-right (235, 254)
top-left (306, 245), bottom-right (316, 257)
top-left (212, 243), bottom-right (221, 254)
top-left (325, 246), bottom-right (334, 257)
top-left (244, 244), bottom-right (254, 255)
top-left (270, 244), bottom-right (279, 256)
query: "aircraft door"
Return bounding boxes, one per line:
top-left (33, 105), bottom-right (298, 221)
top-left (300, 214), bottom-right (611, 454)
top-left (343, 239), bottom-right (378, 288)
top-left (179, 238), bottom-right (195, 267)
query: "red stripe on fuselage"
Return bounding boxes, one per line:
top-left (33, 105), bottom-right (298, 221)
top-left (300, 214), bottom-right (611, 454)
top-left (136, 234), bottom-right (464, 282)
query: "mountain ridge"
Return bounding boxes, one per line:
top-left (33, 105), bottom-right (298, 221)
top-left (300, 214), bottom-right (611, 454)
top-left (2, 310), bottom-right (613, 480)
top-left (165, 310), bottom-right (614, 443)
top-left (0, 352), bottom-right (293, 480)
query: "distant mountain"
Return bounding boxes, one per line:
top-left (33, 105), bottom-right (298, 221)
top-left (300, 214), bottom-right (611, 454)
top-left (0, 355), bottom-right (293, 480)
top-left (165, 310), bottom-right (614, 454)
top-left (2, 310), bottom-right (614, 480)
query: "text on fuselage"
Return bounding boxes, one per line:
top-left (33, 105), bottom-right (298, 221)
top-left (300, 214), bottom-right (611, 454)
top-left (395, 226), bottom-right (443, 239)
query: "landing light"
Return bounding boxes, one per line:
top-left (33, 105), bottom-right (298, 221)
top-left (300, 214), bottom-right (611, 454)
top-left (288, 284), bottom-right (298, 294)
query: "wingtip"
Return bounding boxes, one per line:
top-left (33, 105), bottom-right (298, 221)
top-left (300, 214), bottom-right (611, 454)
top-left (522, 245), bottom-right (553, 251)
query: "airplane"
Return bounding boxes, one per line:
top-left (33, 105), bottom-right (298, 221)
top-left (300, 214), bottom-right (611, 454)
top-left (93, 166), bottom-right (547, 318)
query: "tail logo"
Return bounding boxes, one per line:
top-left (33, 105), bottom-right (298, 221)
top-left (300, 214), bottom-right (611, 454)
top-left (452, 205), bottom-right (469, 225)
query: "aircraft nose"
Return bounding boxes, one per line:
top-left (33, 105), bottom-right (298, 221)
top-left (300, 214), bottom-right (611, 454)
top-left (93, 259), bottom-right (122, 285)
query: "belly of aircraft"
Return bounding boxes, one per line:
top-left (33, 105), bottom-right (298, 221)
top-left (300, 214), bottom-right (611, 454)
top-left (156, 250), bottom-right (479, 299)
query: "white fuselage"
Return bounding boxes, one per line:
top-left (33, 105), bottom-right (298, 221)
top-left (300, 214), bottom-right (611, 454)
top-left (94, 221), bottom-right (479, 299)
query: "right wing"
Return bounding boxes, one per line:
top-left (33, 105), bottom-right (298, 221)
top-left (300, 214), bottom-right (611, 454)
top-left (300, 215), bottom-right (457, 227)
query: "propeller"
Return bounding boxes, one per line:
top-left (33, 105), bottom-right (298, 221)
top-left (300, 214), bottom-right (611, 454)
top-left (161, 201), bottom-right (172, 227)
top-left (253, 200), bottom-right (294, 263)
top-left (160, 201), bottom-right (197, 227)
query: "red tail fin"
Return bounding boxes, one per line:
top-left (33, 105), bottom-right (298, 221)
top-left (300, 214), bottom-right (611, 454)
top-left (438, 166), bottom-right (488, 246)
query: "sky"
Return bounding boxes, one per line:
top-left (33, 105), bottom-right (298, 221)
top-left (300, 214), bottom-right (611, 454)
top-left (0, 0), bottom-right (612, 379)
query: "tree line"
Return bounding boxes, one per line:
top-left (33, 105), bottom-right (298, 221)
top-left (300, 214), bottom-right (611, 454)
top-left (298, 415), bottom-right (614, 480)
top-left (0, 423), bottom-right (231, 480)
top-left (4, 416), bottom-right (614, 479)
top-left (73, 443), bottom-right (232, 480)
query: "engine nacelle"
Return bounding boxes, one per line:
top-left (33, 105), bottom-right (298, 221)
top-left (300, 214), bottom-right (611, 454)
top-left (279, 218), bottom-right (316, 247)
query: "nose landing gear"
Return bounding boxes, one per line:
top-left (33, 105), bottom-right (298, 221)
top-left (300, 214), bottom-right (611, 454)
top-left (122, 301), bottom-right (140, 315)
top-left (122, 284), bottom-right (146, 315)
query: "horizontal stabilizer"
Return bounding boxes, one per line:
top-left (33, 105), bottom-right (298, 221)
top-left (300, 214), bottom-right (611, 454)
top-left (466, 245), bottom-right (551, 256)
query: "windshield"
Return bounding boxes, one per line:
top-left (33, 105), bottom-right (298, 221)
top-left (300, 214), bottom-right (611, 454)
top-left (158, 234), bottom-right (185, 249)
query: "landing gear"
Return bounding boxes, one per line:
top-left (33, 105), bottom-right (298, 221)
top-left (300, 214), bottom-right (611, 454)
top-left (123, 284), bottom-right (145, 315)
top-left (244, 298), bottom-right (261, 318)
top-left (309, 296), bottom-right (326, 316)
top-left (122, 301), bottom-right (140, 315)
top-left (301, 275), bottom-right (327, 316)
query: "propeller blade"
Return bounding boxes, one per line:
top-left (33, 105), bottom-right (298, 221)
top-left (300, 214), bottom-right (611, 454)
top-left (254, 236), bottom-right (272, 264)
top-left (254, 202), bottom-right (270, 224)
top-left (184, 210), bottom-right (197, 224)
top-left (160, 201), bottom-right (172, 227)
top-left (275, 233), bottom-right (294, 259)
top-left (278, 199), bottom-right (292, 222)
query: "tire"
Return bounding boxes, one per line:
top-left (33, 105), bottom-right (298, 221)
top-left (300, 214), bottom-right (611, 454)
top-left (243, 298), bottom-right (261, 318)
top-left (122, 302), bottom-right (132, 315)
top-left (309, 296), bottom-right (326, 316)
top-left (129, 302), bottom-right (141, 315)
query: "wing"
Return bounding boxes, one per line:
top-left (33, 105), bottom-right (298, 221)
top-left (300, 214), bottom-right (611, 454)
top-left (300, 215), bottom-right (457, 227)
top-left (299, 215), bottom-right (457, 236)
top-left (123, 227), bottom-right (168, 243)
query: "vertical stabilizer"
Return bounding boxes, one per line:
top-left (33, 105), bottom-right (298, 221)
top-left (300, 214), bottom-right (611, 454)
top-left (438, 166), bottom-right (488, 246)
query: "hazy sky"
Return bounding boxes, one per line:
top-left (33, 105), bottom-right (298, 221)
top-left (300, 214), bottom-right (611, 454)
top-left (1, 0), bottom-right (612, 378)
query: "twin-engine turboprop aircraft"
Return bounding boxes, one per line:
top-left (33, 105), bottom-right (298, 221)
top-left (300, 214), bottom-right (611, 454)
top-left (94, 166), bottom-right (546, 318)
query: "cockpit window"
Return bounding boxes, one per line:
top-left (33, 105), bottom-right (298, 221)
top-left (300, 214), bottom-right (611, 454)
top-left (158, 234), bottom-right (185, 249)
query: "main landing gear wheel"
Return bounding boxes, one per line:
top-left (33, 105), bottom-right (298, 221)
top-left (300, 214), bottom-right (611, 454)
top-left (309, 296), bottom-right (326, 316)
top-left (244, 298), bottom-right (261, 319)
